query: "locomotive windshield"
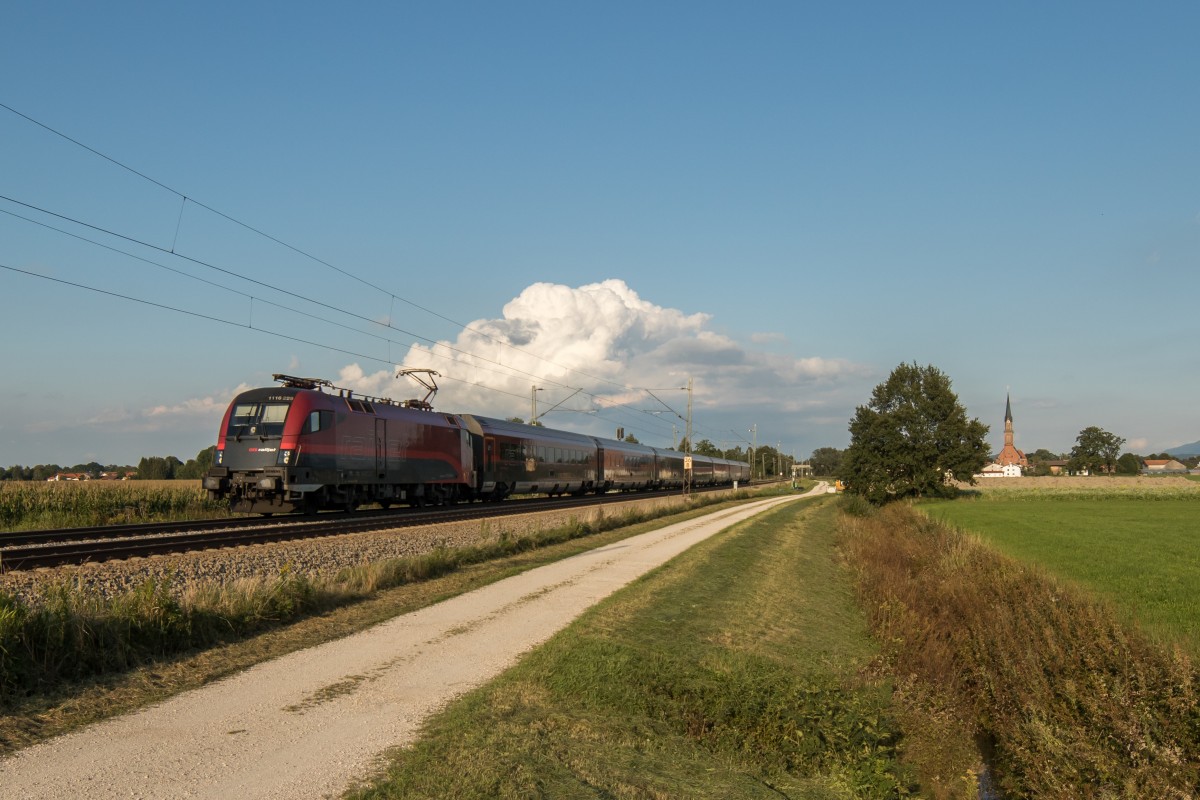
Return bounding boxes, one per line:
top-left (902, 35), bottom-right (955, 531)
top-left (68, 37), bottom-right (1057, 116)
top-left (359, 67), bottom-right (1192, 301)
top-left (227, 401), bottom-right (291, 438)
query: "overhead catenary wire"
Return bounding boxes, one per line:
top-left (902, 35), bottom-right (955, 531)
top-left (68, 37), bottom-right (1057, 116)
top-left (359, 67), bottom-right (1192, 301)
top-left (0, 203), bottom-right (579, 392)
top-left (0, 196), bottom-right (581, 388)
top-left (0, 104), bottom-right (758, 444)
top-left (0, 192), bottom-right (692, 437)
top-left (0, 102), bottom-right (646, 396)
top-left (0, 260), bottom-right (686, 444)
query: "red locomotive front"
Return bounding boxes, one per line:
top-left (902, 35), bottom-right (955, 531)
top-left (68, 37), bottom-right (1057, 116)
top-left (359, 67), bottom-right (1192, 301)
top-left (205, 375), bottom-right (475, 514)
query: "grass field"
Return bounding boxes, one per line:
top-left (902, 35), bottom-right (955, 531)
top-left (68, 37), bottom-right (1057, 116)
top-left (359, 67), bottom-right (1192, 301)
top-left (348, 497), bottom-right (946, 799)
top-left (920, 495), bottom-right (1200, 656)
top-left (0, 480), bottom-right (230, 530)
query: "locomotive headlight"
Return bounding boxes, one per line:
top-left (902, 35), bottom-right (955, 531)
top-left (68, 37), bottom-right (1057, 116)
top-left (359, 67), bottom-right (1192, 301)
top-left (277, 448), bottom-right (293, 466)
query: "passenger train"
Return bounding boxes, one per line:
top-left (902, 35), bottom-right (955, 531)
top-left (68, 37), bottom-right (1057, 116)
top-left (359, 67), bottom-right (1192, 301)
top-left (204, 374), bottom-right (750, 514)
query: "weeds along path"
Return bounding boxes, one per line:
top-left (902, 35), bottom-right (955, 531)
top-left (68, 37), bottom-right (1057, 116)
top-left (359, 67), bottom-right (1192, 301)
top-left (0, 486), bottom-right (824, 799)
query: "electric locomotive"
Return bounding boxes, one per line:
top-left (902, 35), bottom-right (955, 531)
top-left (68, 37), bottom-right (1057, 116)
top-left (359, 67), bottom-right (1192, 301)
top-left (204, 375), bottom-right (474, 514)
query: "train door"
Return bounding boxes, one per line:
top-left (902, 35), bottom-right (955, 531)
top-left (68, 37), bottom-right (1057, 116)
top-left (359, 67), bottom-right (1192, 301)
top-left (461, 429), bottom-right (474, 485)
top-left (375, 418), bottom-right (387, 478)
top-left (480, 435), bottom-right (498, 496)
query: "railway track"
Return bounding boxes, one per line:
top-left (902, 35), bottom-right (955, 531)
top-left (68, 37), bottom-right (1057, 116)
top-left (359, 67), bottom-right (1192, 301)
top-left (0, 487), bottom-right (733, 571)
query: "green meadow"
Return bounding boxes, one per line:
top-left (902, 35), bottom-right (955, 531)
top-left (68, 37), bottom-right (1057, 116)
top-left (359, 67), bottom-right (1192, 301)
top-left (920, 496), bottom-right (1200, 655)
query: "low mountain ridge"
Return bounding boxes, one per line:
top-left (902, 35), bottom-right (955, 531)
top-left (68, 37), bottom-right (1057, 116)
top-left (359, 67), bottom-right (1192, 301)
top-left (1163, 440), bottom-right (1200, 457)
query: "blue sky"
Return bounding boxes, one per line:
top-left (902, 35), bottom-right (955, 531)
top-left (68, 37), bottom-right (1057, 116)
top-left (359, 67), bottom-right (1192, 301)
top-left (2, 2), bottom-right (1198, 468)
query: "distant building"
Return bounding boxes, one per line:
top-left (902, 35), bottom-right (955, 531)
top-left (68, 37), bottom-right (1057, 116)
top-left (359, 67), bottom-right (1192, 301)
top-left (975, 392), bottom-right (1029, 478)
top-left (977, 461), bottom-right (1022, 478)
top-left (1142, 458), bottom-right (1189, 475)
top-left (47, 472), bottom-right (89, 482)
top-left (995, 393), bottom-right (1028, 473)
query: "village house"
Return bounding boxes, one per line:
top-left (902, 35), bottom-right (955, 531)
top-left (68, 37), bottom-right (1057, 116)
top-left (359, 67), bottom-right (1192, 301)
top-left (1142, 458), bottom-right (1189, 475)
top-left (977, 461), bottom-right (1023, 478)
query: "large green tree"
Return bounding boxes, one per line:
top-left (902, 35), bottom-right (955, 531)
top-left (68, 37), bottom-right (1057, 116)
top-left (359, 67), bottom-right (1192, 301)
top-left (136, 456), bottom-right (183, 480)
top-left (839, 363), bottom-right (990, 504)
top-left (175, 446), bottom-right (217, 479)
top-left (1115, 452), bottom-right (1142, 475)
top-left (1068, 426), bottom-right (1125, 475)
top-left (808, 446), bottom-right (844, 476)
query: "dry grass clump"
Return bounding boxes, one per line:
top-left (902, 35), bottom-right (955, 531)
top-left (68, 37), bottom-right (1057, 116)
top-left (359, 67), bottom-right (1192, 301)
top-left (839, 502), bottom-right (1200, 798)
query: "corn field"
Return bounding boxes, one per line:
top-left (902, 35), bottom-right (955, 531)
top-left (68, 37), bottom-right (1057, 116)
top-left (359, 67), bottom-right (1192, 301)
top-left (0, 480), bottom-right (231, 531)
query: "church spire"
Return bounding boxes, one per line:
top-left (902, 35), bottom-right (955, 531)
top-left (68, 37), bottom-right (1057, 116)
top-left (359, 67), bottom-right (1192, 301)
top-left (997, 390), bottom-right (1027, 470)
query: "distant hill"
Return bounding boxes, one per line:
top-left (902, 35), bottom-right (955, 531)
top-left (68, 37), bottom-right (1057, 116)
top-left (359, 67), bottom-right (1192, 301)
top-left (1164, 440), bottom-right (1200, 457)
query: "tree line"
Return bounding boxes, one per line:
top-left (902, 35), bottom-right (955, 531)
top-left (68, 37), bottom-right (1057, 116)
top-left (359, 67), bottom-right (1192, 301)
top-left (810, 437), bottom-right (1197, 482)
top-left (2, 446), bottom-right (217, 481)
top-left (804, 362), bottom-right (1196, 505)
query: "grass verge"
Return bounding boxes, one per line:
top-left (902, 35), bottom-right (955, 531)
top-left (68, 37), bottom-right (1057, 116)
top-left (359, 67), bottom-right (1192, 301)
top-left (0, 488), bottom-right (793, 754)
top-left (840, 502), bottom-right (1200, 798)
top-left (919, 497), bottom-right (1200, 655)
top-left (346, 497), bottom-right (928, 799)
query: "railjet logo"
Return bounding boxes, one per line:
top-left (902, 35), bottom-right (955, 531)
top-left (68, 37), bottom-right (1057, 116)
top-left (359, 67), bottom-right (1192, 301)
top-left (248, 447), bottom-right (278, 453)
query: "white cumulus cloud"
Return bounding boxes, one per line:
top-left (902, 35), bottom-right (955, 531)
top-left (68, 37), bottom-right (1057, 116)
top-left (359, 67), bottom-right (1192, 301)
top-left (144, 384), bottom-right (254, 419)
top-left (333, 279), bottom-right (869, 446)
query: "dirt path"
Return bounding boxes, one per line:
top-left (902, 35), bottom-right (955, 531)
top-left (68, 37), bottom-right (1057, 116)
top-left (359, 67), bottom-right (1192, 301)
top-left (1, 488), bottom-right (822, 799)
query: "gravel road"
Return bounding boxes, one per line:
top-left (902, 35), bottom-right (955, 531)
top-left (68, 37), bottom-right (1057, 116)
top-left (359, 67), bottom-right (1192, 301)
top-left (0, 488), bottom-right (822, 799)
